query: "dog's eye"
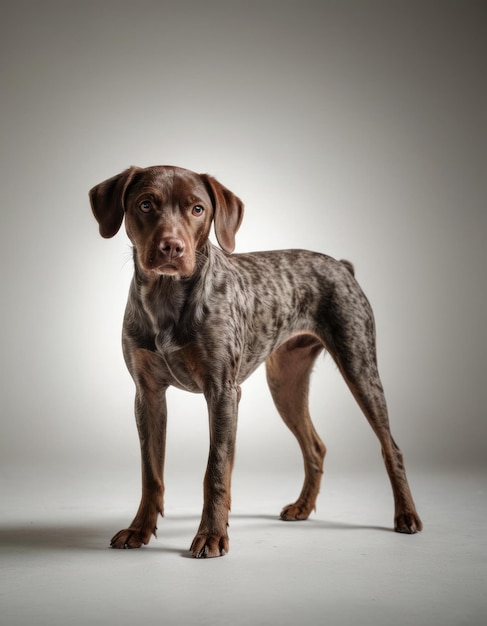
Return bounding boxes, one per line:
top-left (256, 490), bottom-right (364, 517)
top-left (192, 205), bottom-right (204, 216)
top-left (139, 200), bottom-right (152, 213)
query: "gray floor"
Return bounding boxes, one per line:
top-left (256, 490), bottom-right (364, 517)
top-left (1, 468), bottom-right (485, 626)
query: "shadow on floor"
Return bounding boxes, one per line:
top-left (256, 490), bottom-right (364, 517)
top-left (0, 512), bottom-right (391, 557)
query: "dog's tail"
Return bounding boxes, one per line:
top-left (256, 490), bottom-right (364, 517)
top-left (340, 259), bottom-right (355, 276)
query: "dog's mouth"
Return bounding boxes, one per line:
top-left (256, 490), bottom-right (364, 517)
top-left (153, 264), bottom-right (184, 277)
top-left (143, 259), bottom-right (196, 279)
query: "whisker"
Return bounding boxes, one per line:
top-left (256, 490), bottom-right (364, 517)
top-left (120, 245), bottom-right (133, 271)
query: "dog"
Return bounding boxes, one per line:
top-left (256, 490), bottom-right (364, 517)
top-left (89, 165), bottom-right (422, 558)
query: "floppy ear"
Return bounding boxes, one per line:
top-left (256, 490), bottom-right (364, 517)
top-left (201, 174), bottom-right (244, 253)
top-left (89, 167), bottom-right (140, 238)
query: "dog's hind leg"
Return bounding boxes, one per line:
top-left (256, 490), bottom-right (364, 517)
top-left (266, 335), bottom-right (326, 521)
top-left (335, 358), bottom-right (423, 533)
top-left (317, 280), bottom-right (423, 534)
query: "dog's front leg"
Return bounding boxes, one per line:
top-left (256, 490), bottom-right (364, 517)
top-left (111, 349), bottom-right (168, 549)
top-left (190, 385), bottom-right (240, 558)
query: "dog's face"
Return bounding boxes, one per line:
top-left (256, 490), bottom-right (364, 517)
top-left (90, 166), bottom-right (244, 278)
top-left (123, 167), bottom-right (214, 278)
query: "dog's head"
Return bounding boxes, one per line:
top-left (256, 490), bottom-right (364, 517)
top-left (89, 165), bottom-right (244, 278)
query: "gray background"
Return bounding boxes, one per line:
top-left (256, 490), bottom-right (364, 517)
top-left (1, 2), bottom-right (486, 625)
top-left (1, 0), bottom-right (484, 476)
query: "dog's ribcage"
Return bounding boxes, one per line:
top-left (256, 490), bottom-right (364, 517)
top-left (124, 243), bottom-right (372, 390)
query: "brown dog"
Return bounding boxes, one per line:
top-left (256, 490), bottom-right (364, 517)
top-left (90, 165), bottom-right (422, 558)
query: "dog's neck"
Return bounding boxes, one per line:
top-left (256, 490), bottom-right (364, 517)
top-left (130, 243), bottom-right (215, 353)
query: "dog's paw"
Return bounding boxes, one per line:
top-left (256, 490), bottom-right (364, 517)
top-left (394, 512), bottom-right (423, 534)
top-left (110, 527), bottom-right (154, 549)
top-left (280, 502), bottom-right (312, 521)
top-left (190, 533), bottom-right (229, 558)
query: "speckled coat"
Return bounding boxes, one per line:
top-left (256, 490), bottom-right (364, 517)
top-left (90, 165), bottom-right (422, 558)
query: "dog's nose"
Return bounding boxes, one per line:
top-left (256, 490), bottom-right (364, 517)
top-left (159, 237), bottom-right (185, 259)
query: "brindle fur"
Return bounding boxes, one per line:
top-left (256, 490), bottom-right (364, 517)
top-left (90, 165), bottom-right (422, 558)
